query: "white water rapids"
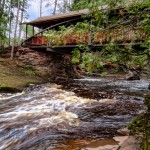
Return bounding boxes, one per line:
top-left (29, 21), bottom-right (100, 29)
top-left (0, 78), bottom-right (149, 150)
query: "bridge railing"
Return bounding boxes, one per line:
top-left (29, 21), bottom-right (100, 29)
top-left (93, 28), bottom-right (147, 44)
top-left (23, 27), bottom-right (147, 47)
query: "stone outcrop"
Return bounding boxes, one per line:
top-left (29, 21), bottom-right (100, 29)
top-left (16, 48), bottom-right (80, 80)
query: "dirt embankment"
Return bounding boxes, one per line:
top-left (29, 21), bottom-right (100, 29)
top-left (0, 47), bottom-right (80, 92)
top-left (0, 57), bottom-right (47, 92)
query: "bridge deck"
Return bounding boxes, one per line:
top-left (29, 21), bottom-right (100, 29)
top-left (25, 42), bottom-right (143, 54)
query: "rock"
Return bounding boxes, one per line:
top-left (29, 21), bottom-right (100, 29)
top-left (117, 127), bottom-right (129, 136)
top-left (148, 84), bottom-right (150, 90)
top-left (113, 136), bottom-right (129, 145)
top-left (125, 70), bottom-right (140, 80)
top-left (16, 47), bottom-right (81, 79)
top-left (119, 136), bottom-right (142, 150)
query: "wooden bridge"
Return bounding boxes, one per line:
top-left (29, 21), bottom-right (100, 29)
top-left (22, 6), bottom-right (147, 54)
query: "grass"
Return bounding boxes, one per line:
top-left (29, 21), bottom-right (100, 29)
top-left (0, 57), bottom-right (47, 92)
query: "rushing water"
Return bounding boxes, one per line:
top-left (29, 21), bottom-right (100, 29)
top-left (0, 77), bottom-right (149, 150)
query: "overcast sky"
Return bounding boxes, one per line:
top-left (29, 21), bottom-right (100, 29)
top-left (27, 0), bottom-right (53, 21)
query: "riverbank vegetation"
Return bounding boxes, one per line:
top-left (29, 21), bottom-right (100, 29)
top-left (1, 0), bottom-right (150, 76)
top-left (128, 93), bottom-right (150, 150)
top-left (45, 0), bottom-right (150, 75)
top-left (0, 57), bottom-right (46, 92)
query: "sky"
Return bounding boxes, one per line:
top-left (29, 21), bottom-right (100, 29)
top-left (26, 0), bottom-right (53, 21)
top-left (26, 0), bottom-right (72, 22)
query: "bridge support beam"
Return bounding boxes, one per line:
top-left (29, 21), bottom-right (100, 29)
top-left (32, 26), bottom-right (34, 36)
top-left (26, 24), bottom-right (28, 39)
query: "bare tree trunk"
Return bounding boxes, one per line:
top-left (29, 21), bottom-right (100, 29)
top-left (53, 0), bottom-right (57, 14)
top-left (11, 0), bottom-right (20, 59)
top-left (39, 0), bottom-right (42, 32)
top-left (64, 0), bottom-right (67, 13)
top-left (8, 17), bottom-right (12, 47)
top-left (68, 0), bottom-right (71, 9)
top-left (8, 0), bottom-right (13, 47)
top-left (0, 0), bottom-right (2, 8)
top-left (18, 0), bottom-right (25, 46)
top-left (40, 0), bottom-right (42, 17)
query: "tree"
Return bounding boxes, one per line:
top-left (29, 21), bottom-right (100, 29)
top-left (57, 0), bottom-right (72, 13)
top-left (11, 0), bottom-right (21, 59)
top-left (0, 0), bottom-right (9, 48)
top-left (40, 0), bottom-right (42, 17)
top-left (18, 0), bottom-right (26, 45)
top-left (46, 0), bottom-right (150, 74)
top-left (71, 0), bottom-right (104, 11)
top-left (53, 0), bottom-right (58, 14)
top-left (8, 0), bottom-right (15, 46)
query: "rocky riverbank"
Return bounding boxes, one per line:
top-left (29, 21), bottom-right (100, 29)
top-left (0, 47), bottom-right (81, 92)
top-left (1, 47), bottom-right (150, 93)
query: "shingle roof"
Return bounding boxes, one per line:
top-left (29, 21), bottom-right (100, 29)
top-left (23, 5), bottom-right (108, 27)
top-left (28, 9), bottom-right (88, 24)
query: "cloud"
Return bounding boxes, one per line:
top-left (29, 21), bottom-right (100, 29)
top-left (27, 0), bottom-right (53, 20)
top-left (26, 0), bottom-right (71, 21)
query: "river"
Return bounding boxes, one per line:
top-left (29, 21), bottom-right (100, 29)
top-left (0, 77), bottom-right (149, 150)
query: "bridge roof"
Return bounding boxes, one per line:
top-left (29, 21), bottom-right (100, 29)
top-left (22, 5), bottom-right (107, 28)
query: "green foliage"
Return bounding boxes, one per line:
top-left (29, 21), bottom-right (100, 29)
top-left (128, 93), bottom-right (150, 150)
top-left (45, 0), bottom-right (150, 74)
top-left (22, 66), bottom-right (38, 76)
top-left (22, 25), bottom-right (38, 38)
top-left (71, 48), bottom-right (81, 64)
top-left (45, 22), bottom-right (90, 47)
top-left (86, 0), bottom-right (150, 73)
top-left (71, 0), bottom-right (105, 11)
top-left (80, 52), bottom-right (103, 74)
top-left (0, 8), bottom-right (8, 46)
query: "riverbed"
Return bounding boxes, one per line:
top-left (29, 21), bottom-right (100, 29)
top-left (0, 77), bottom-right (149, 150)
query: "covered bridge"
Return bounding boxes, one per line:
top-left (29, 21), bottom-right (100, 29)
top-left (22, 5), bottom-right (147, 53)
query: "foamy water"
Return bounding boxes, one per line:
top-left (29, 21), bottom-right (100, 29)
top-left (0, 80), bottom-right (147, 150)
top-left (0, 84), bottom-right (101, 150)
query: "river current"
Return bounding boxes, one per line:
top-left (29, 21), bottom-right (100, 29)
top-left (0, 77), bottom-right (149, 150)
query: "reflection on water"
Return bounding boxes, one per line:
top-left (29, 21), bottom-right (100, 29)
top-left (0, 78), bottom-right (149, 150)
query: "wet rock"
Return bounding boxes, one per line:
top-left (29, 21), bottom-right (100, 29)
top-left (117, 128), bottom-right (129, 136)
top-left (0, 86), bottom-right (20, 93)
top-left (125, 70), bottom-right (140, 80)
top-left (99, 98), bottom-right (117, 104)
top-left (148, 83), bottom-right (150, 90)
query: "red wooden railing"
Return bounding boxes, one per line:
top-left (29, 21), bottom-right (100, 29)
top-left (25, 28), bottom-right (147, 46)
